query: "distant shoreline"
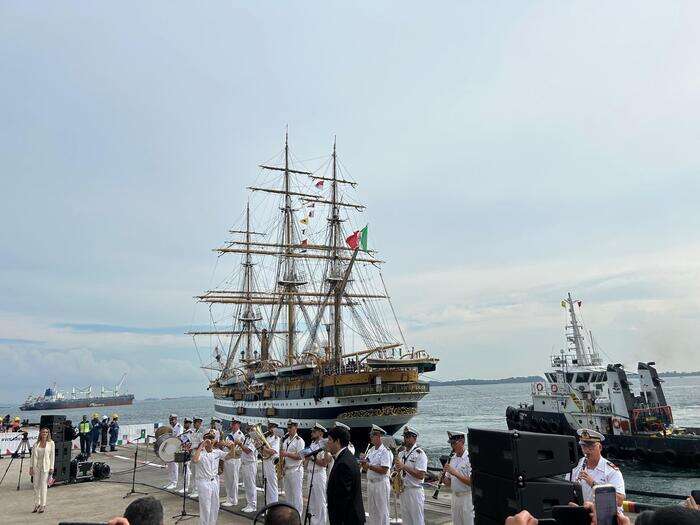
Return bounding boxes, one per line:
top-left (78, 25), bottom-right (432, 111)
top-left (429, 370), bottom-right (700, 386)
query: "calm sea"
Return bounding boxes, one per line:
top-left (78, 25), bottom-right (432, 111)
top-left (4, 376), bottom-right (698, 504)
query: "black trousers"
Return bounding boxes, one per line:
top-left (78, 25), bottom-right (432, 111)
top-left (79, 434), bottom-right (90, 455)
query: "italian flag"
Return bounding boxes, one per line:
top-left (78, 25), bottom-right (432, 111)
top-left (346, 226), bottom-right (368, 251)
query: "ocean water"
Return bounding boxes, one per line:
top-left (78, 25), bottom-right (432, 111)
top-left (4, 376), bottom-right (698, 504)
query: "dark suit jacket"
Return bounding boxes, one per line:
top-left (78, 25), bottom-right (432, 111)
top-left (327, 447), bottom-right (365, 525)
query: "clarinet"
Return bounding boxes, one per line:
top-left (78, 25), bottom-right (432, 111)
top-left (576, 457), bottom-right (588, 482)
top-left (432, 451), bottom-right (455, 499)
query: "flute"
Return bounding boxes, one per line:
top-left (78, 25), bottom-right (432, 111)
top-left (433, 451), bottom-right (455, 499)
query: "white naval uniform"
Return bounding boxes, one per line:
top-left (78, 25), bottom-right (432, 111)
top-left (446, 451), bottom-right (473, 525)
top-left (167, 422), bottom-right (182, 485)
top-left (399, 445), bottom-right (427, 525)
top-left (188, 428), bottom-right (205, 493)
top-left (282, 434), bottom-right (306, 515)
top-left (194, 448), bottom-right (227, 525)
top-left (365, 444), bottom-right (392, 525)
top-left (224, 429), bottom-right (244, 505)
top-left (240, 435), bottom-right (259, 510)
top-left (262, 434), bottom-right (280, 504)
top-left (305, 439), bottom-right (328, 525)
top-left (568, 456), bottom-right (625, 507)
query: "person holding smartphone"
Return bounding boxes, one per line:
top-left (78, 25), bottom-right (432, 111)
top-left (29, 427), bottom-right (55, 513)
top-left (568, 429), bottom-right (625, 508)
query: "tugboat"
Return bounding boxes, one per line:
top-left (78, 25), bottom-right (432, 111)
top-left (506, 293), bottom-right (700, 467)
top-left (189, 134), bottom-right (438, 447)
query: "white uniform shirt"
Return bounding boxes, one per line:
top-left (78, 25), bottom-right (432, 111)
top-left (366, 444), bottom-right (392, 482)
top-left (171, 422), bottom-right (182, 436)
top-left (195, 448), bottom-right (227, 480)
top-left (265, 434), bottom-right (280, 462)
top-left (282, 434), bottom-right (305, 469)
top-left (190, 427), bottom-right (204, 449)
top-left (568, 456), bottom-right (625, 503)
top-left (401, 445), bottom-right (427, 488)
top-left (208, 428), bottom-right (221, 441)
top-left (240, 435), bottom-right (257, 463)
top-left (446, 451), bottom-right (471, 492)
top-left (305, 439), bottom-right (327, 473)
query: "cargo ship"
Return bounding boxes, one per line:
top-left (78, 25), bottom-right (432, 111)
top-left (20, 374), bottom-right (134, 411)
top-left (190, 134), bottom-right (438, 446)
top-left (506, 294), bottom-right (700, 467)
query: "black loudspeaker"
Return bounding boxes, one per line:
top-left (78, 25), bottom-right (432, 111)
top-left (40, 415), bottom-right (67, 442)
top-left (472, 471), bottom-right (583, 523)
top-left (468, 428), bottom-right (578, 480)
top-left (63, 419), bottom-right (75, 442)
top-left (53, 442), bottom-right (73, 483)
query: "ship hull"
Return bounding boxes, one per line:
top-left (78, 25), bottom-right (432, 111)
top-left (20, 394), bottom-right (135, 411)
top-left (506, 406), bottom-right (700, 467)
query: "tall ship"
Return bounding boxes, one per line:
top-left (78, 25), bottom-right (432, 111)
top-left (190, 134), bottom-right (438, 445)
top-left (20, 374), bottom-right (134, 411)
top-left (506, 294), bottom-right (700, 467)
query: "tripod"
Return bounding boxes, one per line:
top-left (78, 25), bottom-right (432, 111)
top-left (172, 457), bottom-right (197, 522)
top-left (123, 437), bottom-right (148, 499)
top-left (0, 433), bottom-right (32, 491)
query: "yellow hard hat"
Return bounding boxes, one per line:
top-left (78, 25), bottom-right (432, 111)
top-left (92, 412), bottom-right (99, 418)
top-left (112, 414), bottom-right (118, 419)
top-left (13, 416), bottom-right (20, 421)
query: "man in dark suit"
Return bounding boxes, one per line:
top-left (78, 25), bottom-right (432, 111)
top-left (326, 426), bottom-right (365, 525)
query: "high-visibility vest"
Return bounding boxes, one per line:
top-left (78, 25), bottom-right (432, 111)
top-left (79, 421), bottom-right (91, 434)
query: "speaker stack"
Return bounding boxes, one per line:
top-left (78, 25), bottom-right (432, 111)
top-left (39, 415), bottom-right (73, 483)
top-left (468, 428), bottom-right (582, 525)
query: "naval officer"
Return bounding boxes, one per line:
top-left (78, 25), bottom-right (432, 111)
top-left (239, 424), bottom-right (259, 513)
top-left (261, 420), bottom-right (281, 505)
top-left (305, 422), bottom-right (331, 525)
top-left (164, 414), bottom-right (182, 490)
top-left (222, 418), bottom-right (244, 507)
top-left (359, 424), bottom-right (392, 525)
top-left (187, 416), bottom-right (205, 498)
top-left (191, 432), bottom-right (238, 525)
top-left (568, 429), bottom-right (626, 507)
top-left (280, 418), bottom-right (306, 515)
top-left (394, 426), bottom-right (428, 525)
top-left (442, 430), bottom-right (473, 525)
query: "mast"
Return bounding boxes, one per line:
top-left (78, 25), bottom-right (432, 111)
top-left (243, 203), bottom-right (253, 360)
top-left (283, 131), bottom-right (295, 364)
top-left (331, 139), bottom-right (344, 366)
top-left (565, 292), bottom-right (588, 366)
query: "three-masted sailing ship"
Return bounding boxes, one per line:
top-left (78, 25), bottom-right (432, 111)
top-left (190, 134), bottom-right (438, 444)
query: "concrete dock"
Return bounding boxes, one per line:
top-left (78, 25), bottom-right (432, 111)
top-left (0, 443), bottom-right (453, 524)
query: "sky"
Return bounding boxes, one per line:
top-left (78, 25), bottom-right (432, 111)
top-left (2, 2), bottom-right (700, 401)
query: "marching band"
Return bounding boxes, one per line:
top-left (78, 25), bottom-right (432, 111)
top-left (155, 417), bottom-right (480, 525)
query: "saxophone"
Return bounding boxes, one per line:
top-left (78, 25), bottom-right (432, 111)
top-left (390, 446), bottom-right (406, 494)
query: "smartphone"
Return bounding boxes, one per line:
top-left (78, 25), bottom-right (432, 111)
top-left (594, 484), bottom-right (618, 525)
top-left (552, 505), bottom-right (591, 525)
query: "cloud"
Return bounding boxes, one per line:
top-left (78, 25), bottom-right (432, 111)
top-left (54, 323), bottom-right (204, 335)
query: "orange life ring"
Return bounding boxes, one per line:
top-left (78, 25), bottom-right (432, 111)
top-left (551, 384), bottom-right (558, 393)
top-left (536, 383), bottom-right (544, 392)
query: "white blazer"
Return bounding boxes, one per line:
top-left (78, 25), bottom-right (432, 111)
top-left (30, 440), bottom-right (55, 473)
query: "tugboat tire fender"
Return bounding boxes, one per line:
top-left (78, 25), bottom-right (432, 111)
top-left (663, 449), bottom-right (677, 464)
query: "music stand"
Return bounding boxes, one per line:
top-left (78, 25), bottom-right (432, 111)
top-left (172, 451), bottom-right (197, 522)
top-left (123, 435), bottom-right (148, 498)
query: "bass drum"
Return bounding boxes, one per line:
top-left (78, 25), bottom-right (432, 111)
top-left (154, 434), bottom-right (181, 462)
top-left (155, 425), bottom-right (173, 439)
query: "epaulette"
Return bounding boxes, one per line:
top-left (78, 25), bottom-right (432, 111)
top-left (414, 448), bottom-right (423, 455)
top-left (606, 460), bottom-right (619, 470)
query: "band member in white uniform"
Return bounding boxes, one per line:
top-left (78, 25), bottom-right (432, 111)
top-left (305, 423), bottom-right (331, 525)
top-left (222, 418), bottom-right (244, 507)
top-left (239, 425), bottom-right (259, 513)
top-left (567, 429), bottom-right (625, 508)
top-left (164, 414), bottom-right (182, 489)
top-left (443, 430), bottom-right (473, 525)
top-left (280, 418), bottom-right (306, 515)
top-left (260, 420), bottom-right (281, 505)
top-left (328, 421), bottom-right (355, 473)
top-left (186, 416), bottom-right (205, 498)
top-left (359, 424), bottom-right (392, 525)
top-left (394, 426), bottom-right (427, 525)
top-left (191, 433), bottom-right (238, 525)
top-left (208, 418), bottom-right (222, 441)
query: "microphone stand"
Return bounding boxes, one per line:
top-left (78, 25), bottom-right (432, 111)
top-left (173, 454), bottom-right (197, 522)
top-left (302, 450), bottom-right (320, 525)
top-left (123, 436), bottom-right (148, 498)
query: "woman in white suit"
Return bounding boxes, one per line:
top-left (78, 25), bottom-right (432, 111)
top-left (29, 427), bottom-right (55, 513)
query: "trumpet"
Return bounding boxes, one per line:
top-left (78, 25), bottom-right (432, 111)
top-left (432, 451), bottom-right (455, 499)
